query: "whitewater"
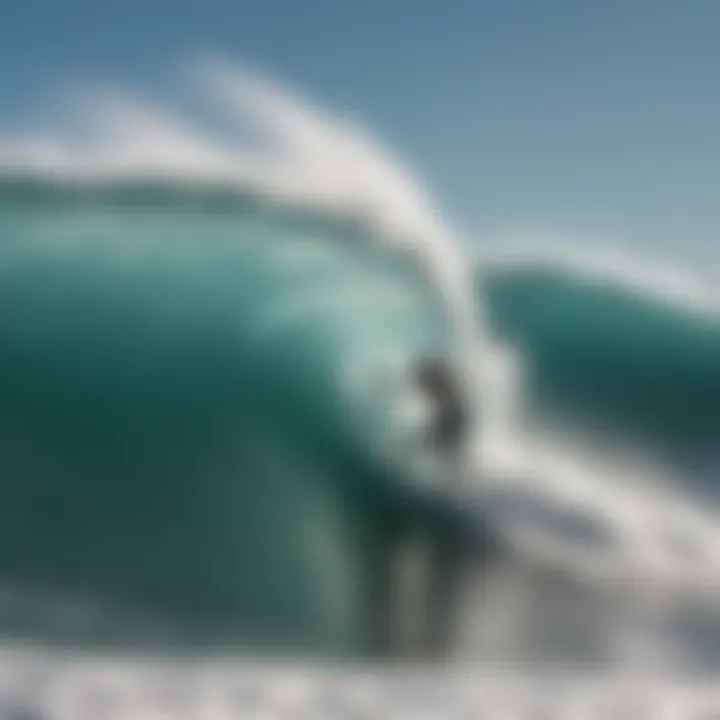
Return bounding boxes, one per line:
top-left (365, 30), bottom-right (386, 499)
top-left (1, 56), bottom-right (720, 715)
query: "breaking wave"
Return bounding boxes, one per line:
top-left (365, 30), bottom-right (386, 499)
top-left (1, 56), bottom-right (720, 674)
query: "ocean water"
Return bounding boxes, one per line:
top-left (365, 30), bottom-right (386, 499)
top-left (0, 178), bottom-right (466, 658)
top-left (0, 58), bottom-right (719, 715)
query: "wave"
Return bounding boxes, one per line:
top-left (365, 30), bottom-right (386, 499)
top-left (0, 173), bottom-right (471, 656)
top-left (480, 244), bottom-right (720, 454)
top-left (1, 58), bottom-right (720, 671)
top-left (473, 247), bottom-right (720, 668)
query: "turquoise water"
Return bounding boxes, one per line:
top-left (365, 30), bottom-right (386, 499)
top-left (481, 264), bottom-right (720, 482)
top-left (0, 179), bottom-right (463, 658)
top-left (1, 176), bottom-right (720, 669)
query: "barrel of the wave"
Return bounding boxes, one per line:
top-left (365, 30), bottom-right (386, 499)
top-left (0, 179), bottom-right (468, 658)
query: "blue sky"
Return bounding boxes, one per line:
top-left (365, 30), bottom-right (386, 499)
top-left (2, 0), bottom-right (720, 263)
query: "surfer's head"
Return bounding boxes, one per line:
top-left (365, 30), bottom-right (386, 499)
top-left (410, 357), bottom-right (469, 454)
top-left (413, 358), bottom-right (459, 407)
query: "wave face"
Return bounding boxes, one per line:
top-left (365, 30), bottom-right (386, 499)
top-left (0, 178), bottom-right (465, 656)
top-left (481, 259), bottom-right (720, 470)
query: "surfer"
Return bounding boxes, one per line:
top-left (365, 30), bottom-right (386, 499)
top-left (385, 358), bottom-right (488, 659)
top-left (413, 359), bottom-right (475, 656)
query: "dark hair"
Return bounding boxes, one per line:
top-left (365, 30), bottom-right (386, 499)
top-left (414, 359), bottom-right (457, 404)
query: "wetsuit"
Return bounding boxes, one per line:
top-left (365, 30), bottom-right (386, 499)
top-left (402, 362), bottom-right (481, 657)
